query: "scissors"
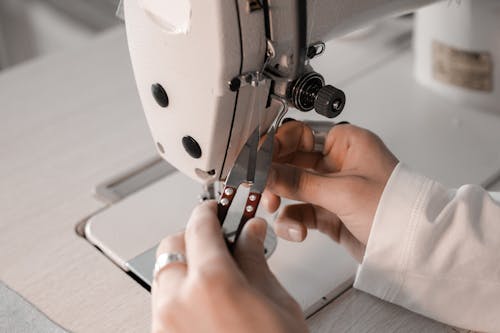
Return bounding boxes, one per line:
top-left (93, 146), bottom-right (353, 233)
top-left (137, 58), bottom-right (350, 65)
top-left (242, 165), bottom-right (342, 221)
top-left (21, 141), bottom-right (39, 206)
top-left (217, 125), bottom-right (276, 250)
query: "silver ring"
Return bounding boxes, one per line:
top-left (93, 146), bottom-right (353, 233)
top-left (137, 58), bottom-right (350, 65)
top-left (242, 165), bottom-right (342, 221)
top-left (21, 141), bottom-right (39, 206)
top-left (302, 120), bottom-right (333, 152)
top-left (312, 130), bottom-right (327, 152)
top-left (153, 252), bottom-right (187, 277)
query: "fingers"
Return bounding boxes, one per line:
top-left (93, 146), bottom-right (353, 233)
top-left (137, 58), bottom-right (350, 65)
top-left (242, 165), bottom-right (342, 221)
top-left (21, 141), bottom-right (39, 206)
top-left (321, 124), bottom-right (398, 175)
top-left (153, 232), bottom-right (187, 307)
top-left (274, 204), bottom-right (340, 242)
top-left (273, 121), bottom-right (315, 160)
top-left (278, 151), bottom-right (323, 171)
top-left (273, 121), bottom-right (350, 173)
top-left (274, 122), bottom-right (392, 175)
top-left (184, 200), bottom-right (234, 272)
top-left (267, 164), bottom-right (320, 203)
top-left (274, 207), bottom-right (307, 242)
top-left (314, 124), bottom-right (354, 173)
top-left (262, 190), bottom-right (281, 213)
top-left (274, 203), bottom-right (366, 262)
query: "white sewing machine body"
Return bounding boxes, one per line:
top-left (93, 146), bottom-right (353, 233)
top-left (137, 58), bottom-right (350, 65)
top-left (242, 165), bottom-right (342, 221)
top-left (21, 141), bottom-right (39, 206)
top-left (124, 0), bottom-right (487, 184)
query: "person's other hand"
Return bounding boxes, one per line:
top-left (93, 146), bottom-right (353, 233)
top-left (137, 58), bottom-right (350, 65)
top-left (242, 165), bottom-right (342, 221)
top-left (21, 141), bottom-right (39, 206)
top-left (152, 201), bottom-right (307, 333)
top-left (263, 122), bottom-right (398, 262)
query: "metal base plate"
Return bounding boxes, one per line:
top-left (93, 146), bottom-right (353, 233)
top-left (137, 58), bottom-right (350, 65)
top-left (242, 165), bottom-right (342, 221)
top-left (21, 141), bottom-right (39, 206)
top-left (85, 171), bottom-right (357, 317)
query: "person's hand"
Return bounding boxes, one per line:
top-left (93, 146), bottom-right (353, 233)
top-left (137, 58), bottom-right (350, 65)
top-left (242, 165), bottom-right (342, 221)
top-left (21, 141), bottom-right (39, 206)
top-left (152, 201), bottom-right (307, 333)
top-left (263, 121), bottom-right (398, 262)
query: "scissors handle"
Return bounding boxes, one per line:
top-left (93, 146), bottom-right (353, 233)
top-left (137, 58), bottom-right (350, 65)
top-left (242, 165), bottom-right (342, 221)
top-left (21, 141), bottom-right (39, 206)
top-left (232, 191), bottom-right (262, 244)
top-left (217, 185), bottom-right (237, 225)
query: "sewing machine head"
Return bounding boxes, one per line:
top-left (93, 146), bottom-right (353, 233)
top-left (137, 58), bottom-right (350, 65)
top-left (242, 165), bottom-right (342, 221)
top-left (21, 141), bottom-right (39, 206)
top-left (123, 0), bottom-right (352, 184)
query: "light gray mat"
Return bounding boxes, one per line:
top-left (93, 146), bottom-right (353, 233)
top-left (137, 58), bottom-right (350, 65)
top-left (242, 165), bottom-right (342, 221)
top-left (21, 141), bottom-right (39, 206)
top-left (0, 281), bottom-right (67, 333)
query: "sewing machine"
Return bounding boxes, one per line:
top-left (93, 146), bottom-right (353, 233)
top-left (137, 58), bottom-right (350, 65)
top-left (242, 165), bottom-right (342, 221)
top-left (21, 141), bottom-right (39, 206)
top-left (123, 0), bottom-right (500, 186)
top-left (83, 0), bottom-right (500, 316)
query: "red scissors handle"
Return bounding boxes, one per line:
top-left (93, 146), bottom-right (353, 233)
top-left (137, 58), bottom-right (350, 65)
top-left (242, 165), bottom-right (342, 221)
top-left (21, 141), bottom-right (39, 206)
top-left (232, 191), bottom-right (262, 244)
top-left (217, 185), bottom-right (237, 224)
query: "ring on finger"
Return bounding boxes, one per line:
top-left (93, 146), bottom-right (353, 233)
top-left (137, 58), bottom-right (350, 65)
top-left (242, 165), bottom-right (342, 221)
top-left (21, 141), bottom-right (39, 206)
top-left (153, 252), bottom-right (187, 278)
top-left (309, 120), bottom-right (350, 152)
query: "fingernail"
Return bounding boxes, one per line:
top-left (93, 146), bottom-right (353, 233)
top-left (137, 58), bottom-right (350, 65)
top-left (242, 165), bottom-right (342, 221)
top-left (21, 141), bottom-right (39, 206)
top-left (288, 227), bottom-right (302, 242)
top-left (335, 121), bottom-right (350, 126)
top-left (281, 117), bottom-right (296, 125)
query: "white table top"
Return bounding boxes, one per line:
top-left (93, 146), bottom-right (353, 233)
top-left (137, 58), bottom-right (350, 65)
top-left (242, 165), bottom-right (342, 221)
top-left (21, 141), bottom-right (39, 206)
top-left (0, 23), bottom-right (483, 332)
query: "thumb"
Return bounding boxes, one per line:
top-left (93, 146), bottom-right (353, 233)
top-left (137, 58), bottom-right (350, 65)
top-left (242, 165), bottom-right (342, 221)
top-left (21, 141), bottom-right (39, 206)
top-left (234, 219), bottom-right (302, 314)
top-left (233, 218), bottom-right (271, 284)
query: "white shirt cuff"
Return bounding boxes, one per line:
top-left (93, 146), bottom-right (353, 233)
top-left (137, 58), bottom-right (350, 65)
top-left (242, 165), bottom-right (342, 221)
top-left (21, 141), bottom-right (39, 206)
top-left (353, 162), bottom-right (433, 302)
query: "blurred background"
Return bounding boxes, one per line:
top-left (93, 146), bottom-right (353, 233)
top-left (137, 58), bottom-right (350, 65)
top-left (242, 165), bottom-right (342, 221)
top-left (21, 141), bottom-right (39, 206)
top-left (0, 0), bottom-right (122, 70)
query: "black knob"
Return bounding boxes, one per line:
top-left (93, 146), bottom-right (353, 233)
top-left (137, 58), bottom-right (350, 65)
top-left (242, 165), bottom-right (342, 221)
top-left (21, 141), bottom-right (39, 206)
top-left (151, 83), bottom-right (169, 108)
top-left (314, 85), bottom-right (346, 118)
top-left (182, 136), bottom-right (202, 159)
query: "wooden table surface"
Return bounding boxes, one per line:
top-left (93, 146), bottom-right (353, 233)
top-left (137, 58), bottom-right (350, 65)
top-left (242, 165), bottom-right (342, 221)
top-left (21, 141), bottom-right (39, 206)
top-left (0, 26), bottom-right (478, 332)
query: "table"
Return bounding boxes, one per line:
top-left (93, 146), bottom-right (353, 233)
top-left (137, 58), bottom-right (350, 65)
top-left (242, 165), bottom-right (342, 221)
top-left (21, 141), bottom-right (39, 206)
top-left (0, 25), bottom-right (487, 332)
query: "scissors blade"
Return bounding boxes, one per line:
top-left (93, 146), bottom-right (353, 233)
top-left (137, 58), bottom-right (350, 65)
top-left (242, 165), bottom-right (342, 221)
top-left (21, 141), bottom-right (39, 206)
top-left (229, 127), bottom-right (276, 246)
top-left (251, 126), bottom-right (276, 194)
top-left (225, 127), bottom-right (259, 187)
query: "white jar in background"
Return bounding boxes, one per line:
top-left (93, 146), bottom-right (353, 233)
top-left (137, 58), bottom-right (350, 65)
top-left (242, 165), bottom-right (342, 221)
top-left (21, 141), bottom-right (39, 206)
top-left (414, 0), bottom-right (500, 113)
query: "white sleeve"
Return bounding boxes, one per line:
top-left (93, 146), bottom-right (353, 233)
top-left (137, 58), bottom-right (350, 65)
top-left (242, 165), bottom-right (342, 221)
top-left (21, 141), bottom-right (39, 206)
top-left (354, 163), bottom-right (500, 332)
